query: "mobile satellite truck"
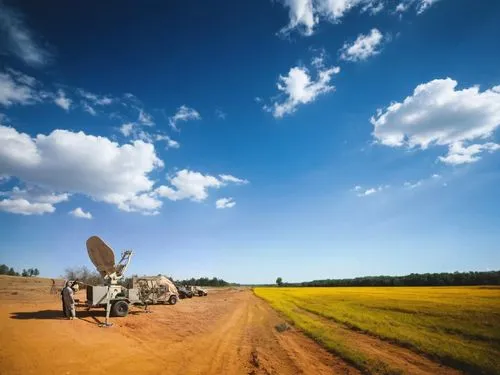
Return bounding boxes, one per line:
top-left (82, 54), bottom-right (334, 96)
top-left (85, 235), bottom-right (179, 327)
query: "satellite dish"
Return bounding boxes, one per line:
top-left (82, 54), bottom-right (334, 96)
top-left (86, 236), bottom-right (116, 277)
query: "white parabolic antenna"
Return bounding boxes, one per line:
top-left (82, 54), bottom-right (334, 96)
top-left (86, 236), bottom-right (116, 277)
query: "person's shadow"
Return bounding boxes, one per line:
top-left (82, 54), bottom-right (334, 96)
top-left (10, 307), bottom-right (141, 325)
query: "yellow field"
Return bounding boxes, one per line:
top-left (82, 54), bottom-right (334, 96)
top-left (254, 286), bottom-right (500, 374)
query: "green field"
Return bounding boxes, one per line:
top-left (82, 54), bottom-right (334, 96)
top-left (254, 286), bottom-right (500, 374)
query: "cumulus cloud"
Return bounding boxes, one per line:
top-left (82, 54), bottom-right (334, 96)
top-left (155, 170), bottom-right (248, 202)
top-left (0, 124), bottom-right (164, 214)
top-left (69, 207), bottom-right (92, 219)
top-left (156, 170), bottom-right (223, 202)
top-left (54, 89), bottom-right (71, 111)
top-left (277, 0), bottom-right (383, 36)
top-left (0, 69), bottom-right (39, 106)
top-left (340, 28), bottom-right (384, 62)
top-left (0, 185), bottom-right (68, 215)
top-left (372, 78), bottom-right (500, 164)
top-left (169, 105), bottom-right (201, 130)
top-left (439, 142), bottom-right (500, 165)
top-left (266, 56), bottom-right (340, 118)
top-left (216, 197), bottom-right (236, 209)
top-left (0, 2), bottom-right (51, 66)
top-left (0, 198), bottom-right (54, 215)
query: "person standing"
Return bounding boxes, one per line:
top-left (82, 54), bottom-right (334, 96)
top-left (62, 281), bottom-right (76, 320)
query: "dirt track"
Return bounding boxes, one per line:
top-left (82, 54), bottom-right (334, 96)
top-left (0, 276), bottom-right (358, 375)
top-left (0, 276), bottom-right (463, 374)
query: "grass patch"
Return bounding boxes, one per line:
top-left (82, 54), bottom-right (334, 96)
top-left (254, 286), bottom-right (500, 374)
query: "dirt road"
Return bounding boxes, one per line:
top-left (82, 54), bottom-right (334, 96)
top-left (0, 276), bottom-right (358, 375)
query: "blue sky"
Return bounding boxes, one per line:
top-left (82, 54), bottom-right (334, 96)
top-left (0, 0), bottom-right (499, 284)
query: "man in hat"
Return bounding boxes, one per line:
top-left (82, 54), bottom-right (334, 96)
top-left (61, 280), bottom-right (77, 320)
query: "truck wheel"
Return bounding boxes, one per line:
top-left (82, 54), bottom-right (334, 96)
top-left (111, 300), bottom-right (129, 317)
top-left (169, 295), bottom-right (178, 305)
top-left (198, 291), bottom-right (203, 297)
top-left (188, 293), bottom-right (192, 299)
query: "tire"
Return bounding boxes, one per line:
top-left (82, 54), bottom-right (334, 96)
top-left (188, 293), bottom-right (193, 299)
top-left (111, 300), bottom-right (129, 317)
top-left (169, 295), bottom-right (178, 305)
top-left (198, 291), bottom-right (203, 297)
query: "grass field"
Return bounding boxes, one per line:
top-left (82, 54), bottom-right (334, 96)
top-left (254, 286), bottom-right (500, 374)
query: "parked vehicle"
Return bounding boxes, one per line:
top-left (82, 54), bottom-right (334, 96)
top-left (188, 285), bottom-right (208, 296)
top-left (177, 284), bottom-right (193, 299)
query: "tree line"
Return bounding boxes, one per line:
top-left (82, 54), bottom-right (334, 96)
top-left (62, 267), bottom-right (237, 287)
top-left (277, 270), bottom-right (500, 287)
top-left (0, 264), bottom-right (39, 277)
top-left (174, 276), bottom-right (237, 287)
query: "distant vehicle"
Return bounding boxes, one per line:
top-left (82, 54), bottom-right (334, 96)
top-left (177, 285), bottom-right (193, 299)
top-left (188, 285), bottom-right (208, 296)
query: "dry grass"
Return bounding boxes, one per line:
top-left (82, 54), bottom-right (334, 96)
top-left (254, 286), bottom-right (500, 374)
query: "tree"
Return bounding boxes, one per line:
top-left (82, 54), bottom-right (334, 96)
top-left (33, 268), bottom-right (40, 277)
top-left (64, 266), bottom-right (102, 286)
top-left (276, 277), bottom-right (283, 287)
top-left (0, 264), bottom-right (8, 275)
top-left (8, 267), bottom-right (17, 276)
top-left (21, 269), bottom-right (28, 277)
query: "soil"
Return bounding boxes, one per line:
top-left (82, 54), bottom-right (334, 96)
top-left (0, 275), bottom-right (461, 375)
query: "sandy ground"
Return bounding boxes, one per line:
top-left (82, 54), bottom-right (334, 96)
top-left (0, 276), bottom-right (359, 375)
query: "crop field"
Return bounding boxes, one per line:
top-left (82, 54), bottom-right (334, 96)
top-left (254, 286), bottom-right (500, 375)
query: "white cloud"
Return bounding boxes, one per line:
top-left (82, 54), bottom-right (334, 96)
top-left (69, 207), bottom-right (92, 219)
top-left (439, 142), bottom-right (500, 165)
top-left (169, 105), bottom-right (201, 130)
top-left (340, 28), bottom-right (384, 62)
top-left (119, 123), bottom-right (135, 137)
top-left (396, 0), bottom-right (441, 14)
top-left (266, 60), bottom-right (340, 118)
top-left (277, 0), bottom-right (382, 36)
top-left (0, 2), bottom-right (51, 66)
top-left (0, 70), bottom-right (39, 106)
top-left (77, 89), bottom-right (114, 106)
top-left (372, 78), bottom-right (500, 164)
top-left (278, 0), bottom-right (316, 36)
top-left (155, 134), bottom-right (180, 149)
top-left (155, 170), bottom-right (248, 203)
top-left (138, 109), bottom-right (154, 126)
top-left (362, 1), bottom-right (384, 14)
top-left (54, 90), bottom-right (71, 111)
top-left (353, 185), bottom-right (385, 197)
top-left (0, 124), bottom-right (164, 215)
top-left (82, 102), bottom-right (96, 116)
top-left (156, 170), bottom-right (223, 202)
top-left (0, 198), bottom-right (54, 215)
top-left (0, 186), bottom-right (68, 215)
top-left (2, 186), bottom-right (69, 204)
top-left (219, 174), bottom-right (249, 184)
top-left (216, 197), bottom-right (236, 209)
